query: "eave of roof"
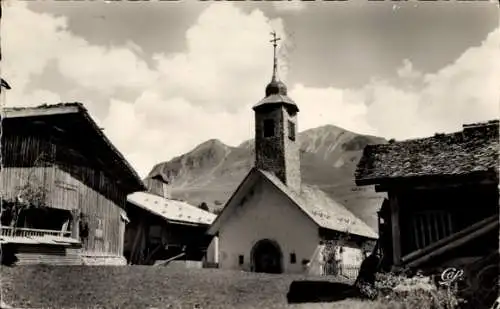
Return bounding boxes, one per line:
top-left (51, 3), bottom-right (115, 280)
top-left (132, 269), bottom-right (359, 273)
top-left (3, 103), bottom-right (146, 192)
top-left (252, 94), bottom-right (299, 112)
top-left (355, 120), bottom-right (499, 185)
top-left (127, 191), bottom-right (216, 226)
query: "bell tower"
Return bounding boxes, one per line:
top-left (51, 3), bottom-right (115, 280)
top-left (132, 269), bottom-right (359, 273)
top-left (253, 31), bottom-right (301, 192)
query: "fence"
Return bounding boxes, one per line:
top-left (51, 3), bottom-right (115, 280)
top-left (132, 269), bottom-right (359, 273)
top-left (322, 262), bottom-right (360, 280)
top-left (1, 226), bottom-right (71, 237)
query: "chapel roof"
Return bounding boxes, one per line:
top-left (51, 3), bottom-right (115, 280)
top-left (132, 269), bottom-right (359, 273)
top-left (260, 170), bottom-right (377, 239)
top-left (208, 167), bottom-right (378, 239)
top-left (355, 120), bottom-right (499, 186)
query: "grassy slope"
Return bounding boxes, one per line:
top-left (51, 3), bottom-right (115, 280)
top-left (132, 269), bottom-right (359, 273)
top-left (0, 266), bottom-right (405, 309)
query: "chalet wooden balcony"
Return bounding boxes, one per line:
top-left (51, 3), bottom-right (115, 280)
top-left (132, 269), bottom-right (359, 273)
top-left (0, 226), bottom-right (80, 246)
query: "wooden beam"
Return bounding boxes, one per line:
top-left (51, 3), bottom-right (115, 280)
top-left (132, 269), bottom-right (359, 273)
top-left (71, 209), bottom-right (80, 239)
top-left (390, 192), bottom-right (402, 266)
top-left (407, 219), bottom-right (498, 268)
top-left (4, 105), bottom-right (81, 119)
top-left (60, 219), bottom-right (69, 237)
top-left (376, 178), bottom-right (497, 193)
top-left (401, 214), bottom-right (498, 264)
top-left (130, 220), bottom-right (146, 264)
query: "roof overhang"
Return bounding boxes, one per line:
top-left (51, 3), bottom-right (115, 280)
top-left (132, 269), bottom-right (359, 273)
top-left (252, 94), bottom-right (299, 113)
top-left (356, 170), bottom-right (499, 190)
top-left (127, 192), bottom-right (216, 227)
top-left (2, 103), bottom-right (146, 193)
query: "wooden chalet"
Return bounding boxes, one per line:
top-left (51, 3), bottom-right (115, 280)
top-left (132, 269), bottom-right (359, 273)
top-left (355, 120), bottom-right (499, 306)
top-left (0, 103), bottom-right (145, 265)
top-left (124, 174), bottom-right (216, 266)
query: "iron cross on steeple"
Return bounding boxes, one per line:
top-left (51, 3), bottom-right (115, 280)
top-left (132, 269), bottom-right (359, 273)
top-left (270, 31), bottom-right (281, 82)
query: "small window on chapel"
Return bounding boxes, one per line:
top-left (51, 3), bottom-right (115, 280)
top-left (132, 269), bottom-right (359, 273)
top-left (290, 253), bottom-right (296, 264)
top-left (263, 119), bottom-right (275, 138)
top-left (288, 121), bottom-right (296, 141)
top-left (238, 255), bottom-right (244, 265)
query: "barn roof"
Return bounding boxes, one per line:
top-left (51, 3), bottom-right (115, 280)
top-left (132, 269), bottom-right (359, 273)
top-left (355, 120), bottom-right (499, 186)
top-left (127, 191), bottom-right (216, 226)
top-left (208, 167), bottom-right (377, 239)
top-left (2, 103), bottom-right (145, 192)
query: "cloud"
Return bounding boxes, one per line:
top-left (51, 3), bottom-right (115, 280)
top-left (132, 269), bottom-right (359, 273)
top-left (358, 28), bottom-right (500, 139)
top-left (2, 1), bottom-right (157, 104)
top-left (3, 2), bottom-right (499, 178)
top-left (3, 2), bottom-right (280, 176)
top-left (151, 4), bottom-right (286, 113)
top-left (273, 1), bottom-right (307, 13)
top-left (283, 27), bottom-right (499, 140)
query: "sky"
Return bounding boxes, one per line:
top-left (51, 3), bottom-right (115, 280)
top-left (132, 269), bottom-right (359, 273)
top-left (1, 0), bottom-right (499, 177)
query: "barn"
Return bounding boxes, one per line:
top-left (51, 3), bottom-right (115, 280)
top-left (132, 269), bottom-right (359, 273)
top-left (0, 103), bottom-right (145, 265)
top-left (355, 120), bottom-right (499, 307)
top-left (124, 174), bottom-right (216, 266)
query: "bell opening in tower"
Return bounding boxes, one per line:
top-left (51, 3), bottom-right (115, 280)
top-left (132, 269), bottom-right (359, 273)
top-left (263, 119), bottom-right (275, 138)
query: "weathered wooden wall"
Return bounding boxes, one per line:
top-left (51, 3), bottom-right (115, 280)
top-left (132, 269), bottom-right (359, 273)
top-left (13, 245), bottom-right (83, 266)
top-left (396, 184), bottom-right (498, 256)
top-left (1, 135), bottom-right (128, 258)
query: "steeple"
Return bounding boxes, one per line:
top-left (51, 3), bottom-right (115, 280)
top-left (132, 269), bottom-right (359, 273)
top-left (252, 31), bottom-right (301, 192)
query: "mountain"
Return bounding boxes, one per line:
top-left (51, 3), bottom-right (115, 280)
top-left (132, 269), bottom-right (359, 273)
top-left (148, 125), bottom-right (388, 231)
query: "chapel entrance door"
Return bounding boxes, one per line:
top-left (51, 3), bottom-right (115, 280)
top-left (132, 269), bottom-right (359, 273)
top-left (251, 239), bottom-right (283, 274)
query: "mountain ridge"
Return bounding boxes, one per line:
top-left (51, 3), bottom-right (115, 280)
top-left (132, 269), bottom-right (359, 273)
top-left (148, 125), bottom-right (388, 230)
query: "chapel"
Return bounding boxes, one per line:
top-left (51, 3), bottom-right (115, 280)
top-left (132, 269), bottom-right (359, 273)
top-left (208, 32), bottom-right (377, 275)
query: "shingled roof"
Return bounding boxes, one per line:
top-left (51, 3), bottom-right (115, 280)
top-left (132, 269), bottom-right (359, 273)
top-left (355, 120), bottom-right (499, 186)
top-left (261, 170), bottom-right (377, 239)
top-left (208, 167), bottom-right (377, 239)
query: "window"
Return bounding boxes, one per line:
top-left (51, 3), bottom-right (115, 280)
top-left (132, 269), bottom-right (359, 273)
top-left (288, 120), bottom-right (296, 141)
top-left (263, 119), bottom-right (275, 138)
top-left (95, 218), bottom-right (104, 239)
top-left (411, 210), bottom-right (453, 250)
top-left (238, 255), bottom-right (244, 265)
top-left (290, 253), bottom-right (296, 264)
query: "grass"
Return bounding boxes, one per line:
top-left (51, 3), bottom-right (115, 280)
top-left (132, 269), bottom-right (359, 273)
top-left (0, 266), bottom-right (417, 309)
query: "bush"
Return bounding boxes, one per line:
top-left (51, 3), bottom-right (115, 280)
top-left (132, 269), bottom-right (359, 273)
top-left (371, 272), bottom-right (464, 309)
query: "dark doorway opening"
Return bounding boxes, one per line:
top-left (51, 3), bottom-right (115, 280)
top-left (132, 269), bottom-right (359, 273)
top-left (251, 239), bottom-right (283, 274)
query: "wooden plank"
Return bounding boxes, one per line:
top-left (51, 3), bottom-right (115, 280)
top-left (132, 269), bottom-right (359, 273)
top-left (407, 219), bottom-right (498, 268)
top-left (389, 193), bottom-right (402, 266)
top-left (4, 105), bottom-right (80, 119)
top-left (418, 215), bottom-right (426, 249)
top-left (363, 172), bottom-right (498, 190)
top-left (412, 216), bottom-right (421, 250)
top-left (130, 220), bottom-right (145, 264)
top-left (401, 214), bottom-right (497, 264)
top-left (433, 213), bottom-right (440, 242)
top-left (60, 219), bottom-right (69, 236)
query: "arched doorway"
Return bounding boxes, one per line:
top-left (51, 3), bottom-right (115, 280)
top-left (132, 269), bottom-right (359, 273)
top-left (251, 239), bottom-right (283, 274)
